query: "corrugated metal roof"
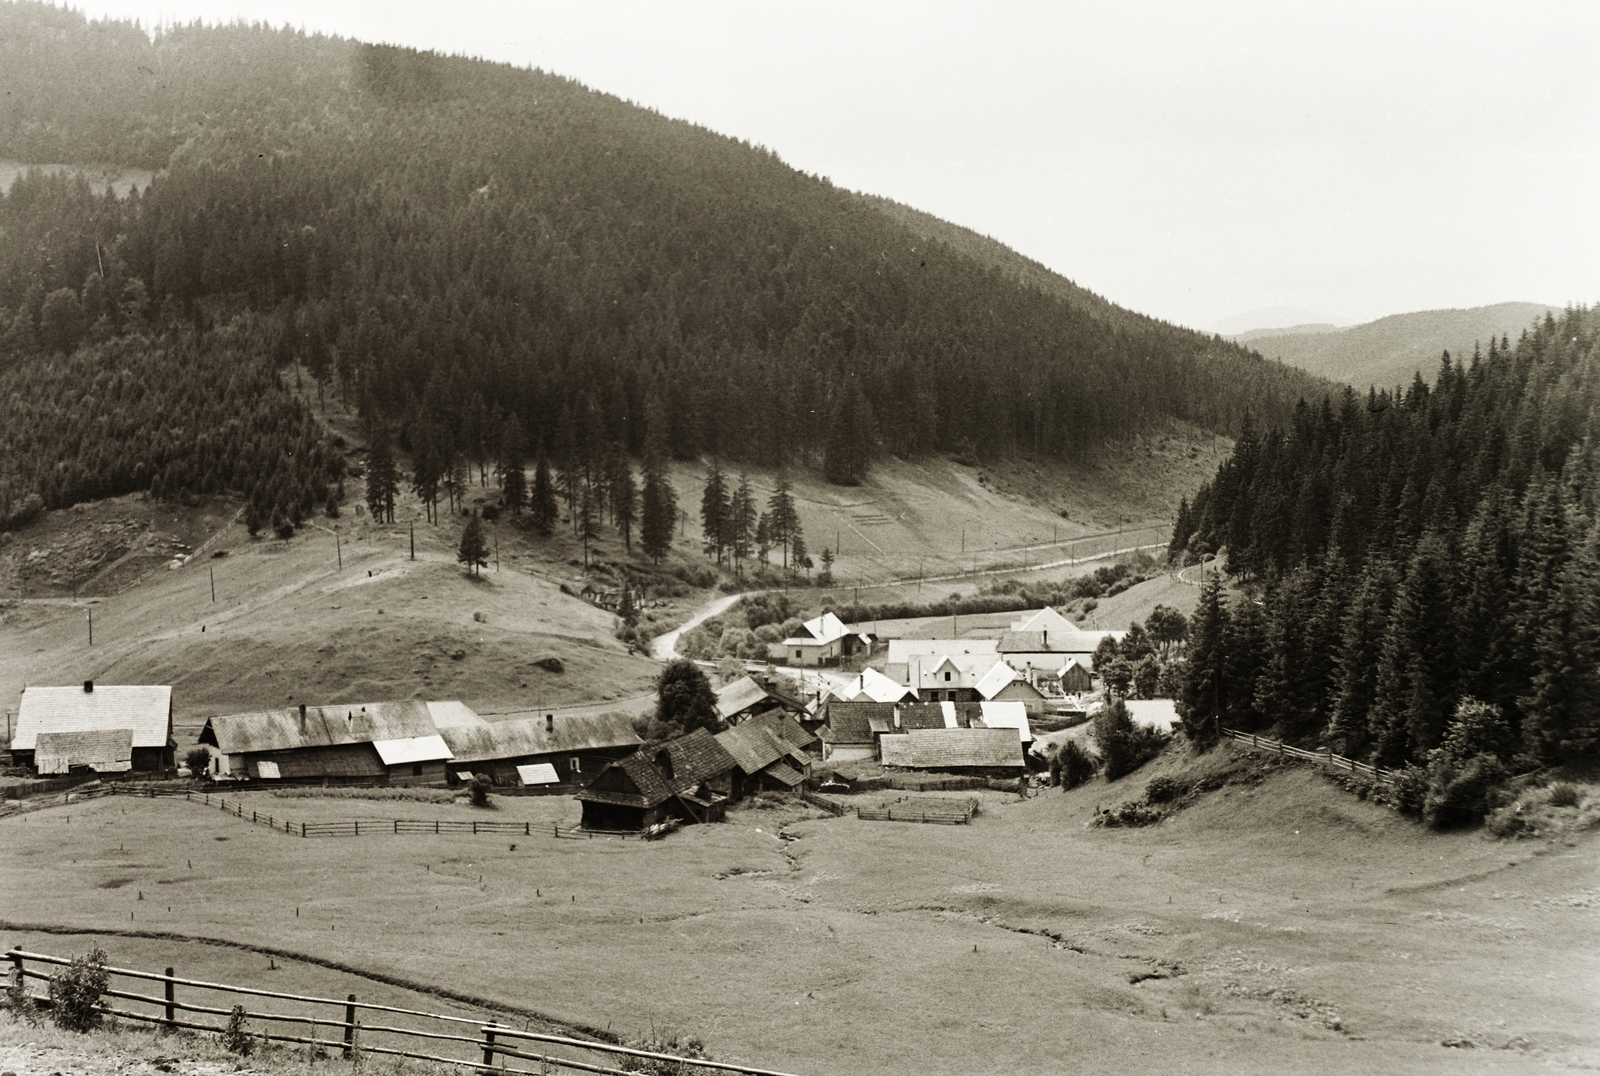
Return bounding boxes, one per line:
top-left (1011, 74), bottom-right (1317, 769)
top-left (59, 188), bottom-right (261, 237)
top-left (880, 728), bottom-right (1024, 769)
top-left (14, 686), bottom-right (171, 750)
top-left (516, 763), bottom-right (561, 785)
top-left (35, 729), bottom-right (134, 773)
top-left (202, 701), bottom-right (439, 754)
top-left (372, 735), bottom-right (453, 765)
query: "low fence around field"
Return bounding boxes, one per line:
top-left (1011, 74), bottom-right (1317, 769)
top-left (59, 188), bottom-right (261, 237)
top-left (855, 795), bottom-right (978, 825)
top-left (1221, 728), bottom-right (1393, 785)
top-left (5, 948), bottom-right (805, 1076)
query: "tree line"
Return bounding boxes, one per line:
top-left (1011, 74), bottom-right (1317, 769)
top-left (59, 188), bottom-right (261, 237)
top-left (1169, 306), bottom-right (1599, 824)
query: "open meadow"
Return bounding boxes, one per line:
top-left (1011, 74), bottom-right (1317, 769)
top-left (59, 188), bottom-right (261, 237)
top-left (4, 746), bottom-right (1595, 1076)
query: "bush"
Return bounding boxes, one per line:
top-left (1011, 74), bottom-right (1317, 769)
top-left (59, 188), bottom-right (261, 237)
top-left (469, 773), bottom-right (492, 807)
top-left (1092, 699), bottom-right (1168, 780)
top-left (184, 746), bottom-right (211, 776)
top-left (1384, 763), bottom-right (1430, 817)
top-left (1054, 739), bottom-right (1099, 790)
top-left (221, 1004), bottom-right (254, 1055)
top-left (1144, 776), bottom-right (1186, 803)
top-left (48, 948), bottom-right (109, 1032)
top-left (1547, 781), bottom-right (1582, 808)
top-left (1423, 752), bottom-right (1508, 829)
top-left (1098, 800), bottom-right (1164, 827)
top-left (6, 967), bottom-right (40, 1025)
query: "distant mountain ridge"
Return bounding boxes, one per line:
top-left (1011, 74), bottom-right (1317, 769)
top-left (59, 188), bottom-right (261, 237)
top-left (1241, 302), bottom-right (1559, 389)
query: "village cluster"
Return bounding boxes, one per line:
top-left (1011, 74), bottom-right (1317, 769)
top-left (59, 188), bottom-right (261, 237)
top-left (6, 606), bottom-right (1176, 832)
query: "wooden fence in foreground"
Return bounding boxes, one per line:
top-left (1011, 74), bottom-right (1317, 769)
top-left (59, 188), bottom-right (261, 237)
top-left (1221, 728), bottom-right (1394, 785)
top-left (855, 795), bottom-right (978, 825)
top-left (6, 948), bottom-right (803, 1076)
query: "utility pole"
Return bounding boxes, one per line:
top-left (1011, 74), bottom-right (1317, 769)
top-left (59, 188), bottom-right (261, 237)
top-left (495, 535), bottom-right (500, 573)
top-left (410, 521), bottom-right (415, 561)
top-left (334, 530), bottom-right (342, 570)
top-left (209, 566), bottom-right (216, 603)
top-left (87, 608), bottom-right (93, 646)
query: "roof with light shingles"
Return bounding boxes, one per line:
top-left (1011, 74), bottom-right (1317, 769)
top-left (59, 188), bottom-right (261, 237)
top-left (13, 685), bottom-right (171, 751)
top-left (879, 728), bottom-right (1025, 769)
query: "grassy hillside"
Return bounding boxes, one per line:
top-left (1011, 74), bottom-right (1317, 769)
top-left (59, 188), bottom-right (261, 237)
top-left (1241, 301), bottom-right (1558, 389)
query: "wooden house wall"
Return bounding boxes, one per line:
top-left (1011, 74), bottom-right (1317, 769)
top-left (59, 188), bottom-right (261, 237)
top-left (387, 759), bottom-right (450, 787)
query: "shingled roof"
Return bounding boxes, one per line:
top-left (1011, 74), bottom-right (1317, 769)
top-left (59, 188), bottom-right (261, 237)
top-left (576, 728), bottom-right (736, 809)
top-left (436, 709), bottom-right (641, 763)
top-left (878, 728), bottom-right (1025, 770)
top-left (715, 722), bottom-right (789, 775)
top-left (741, 709), bottom-right (819, 752)
top-left (13, 685), bottom-right (171, 751)
top-left (821, 701), bottom-right (888, 744)
top-left (34, 729), bottom-right (134, 773)
top-left (201, 701), bottom-right (441, 754)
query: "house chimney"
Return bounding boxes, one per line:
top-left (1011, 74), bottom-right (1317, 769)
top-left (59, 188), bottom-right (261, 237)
top-left (546, 714), bottom-right (554, 733)
top-left (83, 680), bottom-right (94, 693)
top-left (298, 703), bottom-right (307, 732)
top-left (893, 706), bottom-right (901, 729)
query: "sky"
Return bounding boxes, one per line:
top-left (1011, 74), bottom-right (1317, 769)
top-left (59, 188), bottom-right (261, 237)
top-left (64, 0), bottom-right (1600, 331)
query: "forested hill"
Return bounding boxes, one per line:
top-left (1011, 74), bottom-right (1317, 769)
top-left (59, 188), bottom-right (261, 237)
top-left (1169, 306), bottom-right (1599, 822)
top-left (0, 2), bottom-right (1329, 532)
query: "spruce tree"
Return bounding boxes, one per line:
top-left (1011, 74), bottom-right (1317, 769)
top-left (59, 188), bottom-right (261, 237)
top-left (767, 474), bottom-right (799, 570)
top-left (457, 512), bottom-right (489, 577)
top-left (499, 418), bottom-right (527, 514)
top-left (529, 452), bottom-right (558, 536)
top-left (1178, 572), bottom-right (1227, 744)
top-left (365, 433), bottom-right (398, 524)
top-left (701, 461), bottom-right (729, 564)
top-left (729, 473), bottom-right (756, 577)
top-left (612, 456), bottom-right (637, 552)
top-left (640, 464), bottom-right (675, 564)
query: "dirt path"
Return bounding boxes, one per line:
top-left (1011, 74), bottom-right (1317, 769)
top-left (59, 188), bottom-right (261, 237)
top-left (651, 590), bottom-right (746, 660)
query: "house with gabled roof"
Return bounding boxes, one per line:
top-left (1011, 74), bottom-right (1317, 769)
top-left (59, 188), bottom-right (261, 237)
top-left (714, 675), bottom-right (810, 724)
top-left (576, 728), bottom-right (737, 830)
top-left (834, 667), bottom-right (915, 704)
top-left (819, 700), bottom-right (885, 762)
top-left (974, 661), bottom-right (1050, 714)
top-left (12, 682), bottom-right (174, 774)
top-left (433, 707), bottom-right (642, 790)
top-left (768, 611), bottom-right (870, 667)
top-left (716, 719), bottom-right (812, 797)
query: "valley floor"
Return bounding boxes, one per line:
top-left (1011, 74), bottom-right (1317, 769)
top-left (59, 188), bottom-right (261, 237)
top-left (3, 744), bottom-right (1595, 1076)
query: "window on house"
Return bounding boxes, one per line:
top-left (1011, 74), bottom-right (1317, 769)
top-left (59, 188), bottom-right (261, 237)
top-left (796, 649), bottom-right (803, 659)
top-left (944, 671), bottom-right (952, 682)
top-left (412, 763), bottom-right (423, 777)
top-left (571, 757), bottom-right (581, 772)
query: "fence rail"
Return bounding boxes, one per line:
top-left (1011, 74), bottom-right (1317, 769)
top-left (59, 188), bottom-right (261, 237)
top-left (5, 948), bottom-right (805, 1076)
top-left (855, 795), bottom-right (978, 825)
top-left (1221, 728), bottom-right (1392, 784)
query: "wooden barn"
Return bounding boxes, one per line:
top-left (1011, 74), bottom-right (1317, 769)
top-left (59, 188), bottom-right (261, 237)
top-left (575, 728), bottom-right (737, 830)
top-left (714, 676), bottom-right (810, 725)
top-left (433, 707), bottom-right (642, 791)
top-left (199, 701), bottom-right (458, 785)
top-left (878, 727), bottom-right (1026, 776)
top-left (714, 710), bottom-right (818, 797)
top-left (819, 701), bottom-right (887, 762)
top-left (10, 682), bottom-right (174, 774)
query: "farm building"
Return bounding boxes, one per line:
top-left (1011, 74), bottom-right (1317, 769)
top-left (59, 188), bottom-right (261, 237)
top-left (714, 676), bottom-right (810, 724)
top-left (974, 662), bottom-right (1050, 713)
top-left (199, 701), bottom-right (458, 785)
top-left (898, 652), bottom-right (1001, 703)
top-left (878, 727), bottom-right (1026, 775)
top-left (434, 707), bottom-right (642, 790)
top-left (10, 683), bottom-right (174, 774)
top-left (715, 713), bottom-right (815, 797)
top-left (832, 667), bottom-right (915, 704)
top-left (1054, 657), bottom-right (1094, 695)
top-left (819, 701), bottom-right (888, 762)
top-left (576, 728), bottom-right (737, 830)
top-left (768, 612), bottom-right (870, 667)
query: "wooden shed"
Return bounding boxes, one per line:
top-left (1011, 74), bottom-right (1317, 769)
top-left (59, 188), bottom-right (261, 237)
top-left (434, 707), bottom-right (642, 791)
top-left (575, 728), bottom-right (736, 830)
top-left (199, 700), bottom-right (456, 785)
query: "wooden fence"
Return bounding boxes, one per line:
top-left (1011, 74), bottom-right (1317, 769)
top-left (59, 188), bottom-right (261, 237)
top-left (855, 795), bottom-right (978, 825)
top-left (1221, 728), bottom-right (1393, 784)
top-left (182, 790), bottom-right (633, 840)
top-left (5, 947), bottom-right (804, 1076)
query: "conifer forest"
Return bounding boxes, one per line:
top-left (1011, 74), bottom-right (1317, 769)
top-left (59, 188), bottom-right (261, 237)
top-left (1170, 308), bottom-right (1600, 820)
top-left (0, 4), bottom-right (1327, 536)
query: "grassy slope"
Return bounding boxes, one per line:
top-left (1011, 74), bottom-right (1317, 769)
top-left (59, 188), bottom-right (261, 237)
top-left (1241, 302), bottom-right (1558, 390)
top-left (2, 750), bottom-right (1594, 1075)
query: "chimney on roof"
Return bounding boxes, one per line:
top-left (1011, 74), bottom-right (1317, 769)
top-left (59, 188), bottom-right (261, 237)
top-left (546, 714), bottom-right (554, 733)
top-left (298, 703), bottom-right (307, 732)
top-left (83, 680), bottom-right (94, 693)
top-left (893, 706), bottom-right (901, 729)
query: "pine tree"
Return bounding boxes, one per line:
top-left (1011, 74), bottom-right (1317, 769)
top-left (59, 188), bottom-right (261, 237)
top-left (755, 512), bottom-right (772, 566)
top-left (1519, 516), bottom-right (1600, 764)
top-left (729, 473), bottom-right (756, 578)
top-left (365, 432), bottom-right (398, 524)
top-left (700, 461), bottom-right (729, 564)
top-left (499, 417), bottom-right (526, 514)
top-left (640, 463), bottom-right (675, 564)
top-left (791, 531), bottom-right (811, 578)
top-left (766, 474), bottom-right (799, 570)
top-left (577, 482), bottom-right (600, 568)
top-left (457, 512), bottom-right (489, 577)
top-left (529, 452), bottom-right (558, 536)
top-left (611, 455), bottom-right (637, 552)
top-left (1178, 571), bottom-right (1227, 744)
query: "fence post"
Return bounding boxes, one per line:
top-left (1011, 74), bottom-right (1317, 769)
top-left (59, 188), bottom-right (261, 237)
top-left (394, 820), bottom-right (398, 835)
top-left (163, 966), bottom-right (176, 1030)
top-left (473, 821), bottom-right (477, 835)
top-left (342, 994), bottom-right (357, 1058)
top-left (480, 1022), bottom-right (499, 1071)
top-left (524, 822), bottom-right (529, 836)
top-left (7, 948), bottom-right (23, 999)
top-left (301, 821), bottom-right (306, 837)
top-left (354, 821), bottom-right (359, 836)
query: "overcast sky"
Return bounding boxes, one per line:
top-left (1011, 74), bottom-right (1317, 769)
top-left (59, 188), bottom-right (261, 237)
top-left (68, 0), bottom-right (1600, 331)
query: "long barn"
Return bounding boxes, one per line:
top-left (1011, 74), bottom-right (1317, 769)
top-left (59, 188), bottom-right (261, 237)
top-left (199, 701), bottom-right (459, 785)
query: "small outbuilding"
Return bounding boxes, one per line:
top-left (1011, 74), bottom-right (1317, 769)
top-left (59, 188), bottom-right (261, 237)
top-left (878, 727), bottom-right (1026, 775)
top-left (11, 682), bottom-right (174, 774)
top-left (575, 728), bottom-right (737, 830)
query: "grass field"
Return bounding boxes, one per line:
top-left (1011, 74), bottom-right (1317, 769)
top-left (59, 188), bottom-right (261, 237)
top-left (4, 746), bottom-right (1594, 1076)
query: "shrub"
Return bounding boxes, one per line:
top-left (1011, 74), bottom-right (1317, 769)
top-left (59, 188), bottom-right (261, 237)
top-left (48, 948), bottom-right (109, 1032)
top-left (1385, 763), bottom-right (1430, 817)
top-left (1144, 776), bottom-right (1185, 804)
top-left (221, 1004), bottom-right (254, 1055)
top-left (6, 968), bottom-right (40, 1025)
top-left (469, 773), bottom-right (492, 808)
top-left (620, 1028), bottom-right (710, 1075)
top-left (1547, 781), bottom-right (1582, 808)
top-left (1098, 800), bottom-right (1164, 827)
top-left (1055, 739), bottom-right (1099, 790)
top-left (184, 746), bottom-right (212, 776)
top-left (1092, 699), bottom-right (1168, 780)
top-left (1423, 752), bottom-right (1508, 829)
